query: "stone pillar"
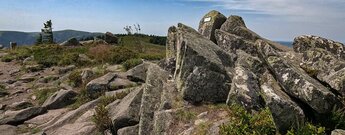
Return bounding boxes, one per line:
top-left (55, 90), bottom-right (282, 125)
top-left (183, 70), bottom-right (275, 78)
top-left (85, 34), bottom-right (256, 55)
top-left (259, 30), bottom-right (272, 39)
top-left (198, 10), bottom-right (226, 43)
top-left (10, 42), bottom-right (17, 50)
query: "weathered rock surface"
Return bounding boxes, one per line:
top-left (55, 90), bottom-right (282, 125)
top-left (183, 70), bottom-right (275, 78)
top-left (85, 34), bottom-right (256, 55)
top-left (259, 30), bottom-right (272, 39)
top-left (293, 35), bottom-right (345, 60)
top-left (126, 62), bottom-right (152, 82)
top-left (110, 86), bottom-right (143, 133)
top-left (138, 64), bottom-right (169, 135)
top-left (118, 125), bottom-right (139, 135)
top-left (8, 101), bottom-right (33, 111)
top-left (86, 73), bottom-right (117, 97)
top-left (0, 124), bottom-right (17, 135)
top-left (166, 26), bottom-right (178, 60)
top-left (215, 29), bottom-right (257, 55)
top-left (60, 38), bottom-right (81, 46)
top-left (257, 40), bottom-right (341, 113)
top-left (42, 89), bottom-right (77, 110)
top-left (108, 78), bottom-right (137, 91)
top-left (198, 10), bottom-right (226, 43)
top-left (174, 23), bottom-right (235, 104)
top-left (332, 129), bottom-right (345, 135)
top-left (226, 65), bottom-right (263, 110)
top-left (25, 108), bottom-right (69, 126)
top-left (153, 109), bottom-right (175, 135)
top-left (299, 48), bottom-right (345, 96)
top-left (105, 32), bottom-right (118, 44)
top-left (0, 107), bottom-right (46, 125)
top-left (260, 72), bottom-right (305, 133)
top-left (58, 65), bottom-right (76, 74)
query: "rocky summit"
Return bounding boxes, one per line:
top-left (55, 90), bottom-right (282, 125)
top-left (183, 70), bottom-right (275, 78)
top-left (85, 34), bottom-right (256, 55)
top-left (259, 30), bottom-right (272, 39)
top-left (0, 10), bottom-right (345, 135)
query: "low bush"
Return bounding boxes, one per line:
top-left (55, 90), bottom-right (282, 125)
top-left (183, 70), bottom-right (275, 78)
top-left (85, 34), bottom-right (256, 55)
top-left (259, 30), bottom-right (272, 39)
top-left (87, 44), bottom-right (112, 64)
top-left (220, 105), bottom-right (276, 135)
top-left (1, 55), bottom-right (15, 62)
top-left (122, 58), bottom-right (143, 70)
top-left (286, 123), bottom-right (325, 135)
top-left (68, 70), bottom-right (82, 87)
top-left (176, 109), bottom-right (197, 123)
top-left (110, 47), bottom-right (138, 64)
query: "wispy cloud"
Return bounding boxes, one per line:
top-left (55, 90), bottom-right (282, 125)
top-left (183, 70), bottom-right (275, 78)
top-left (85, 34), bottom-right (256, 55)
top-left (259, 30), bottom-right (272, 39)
top-left (183, 0), bottom-right (345, 22)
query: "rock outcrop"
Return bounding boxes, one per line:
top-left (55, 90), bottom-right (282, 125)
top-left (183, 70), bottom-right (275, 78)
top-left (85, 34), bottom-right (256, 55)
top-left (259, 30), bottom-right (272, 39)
top-left (42, 89), bottom-right (77, 110)
top-left (0, 107), bottom-right (46, 125)
top-left (198, 10), bottom-right (227, 43)
top-left (86, 73), bottom-right (117, 97)
top-left (105, 32), bottom-right (118, 44)
top-left (60, 38), bottom-right (81, 46)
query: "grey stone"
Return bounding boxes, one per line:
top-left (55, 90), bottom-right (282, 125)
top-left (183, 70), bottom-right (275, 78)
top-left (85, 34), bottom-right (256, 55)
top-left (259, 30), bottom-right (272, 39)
top-left (8, 101), bottom-right (33, 111)
top-left (293, 35), bottom-right (345, 60)
top-left (59, 38), bottom-right (81, 46)
top-left (332, 129), bottom-right (345, 135)
top-left (118, 125), bottom-right (139, 135)
top-left (42, 89), bottom-right (77, 110)
top-left (257, 40), bottom-right (342, 114)
top-left (0, 124), bottom-right (17, 135)
top-left (86, 72), bottom-right (117, 97)
top-left (108, 78), bottom-right (137, 91)
top-left (166, 26), bottom-right (178, 60)
top-left (105, 32), bottom-right (118, 44)
top-left (138, 64), bottom-right (169, 135)
top-left (0, 107), bottom-right (46, 125)
top-left (153, 109), bottom-right (175, 135)
top-left (126, 62), bottom-right (152, 82)
top-left (220, 15), bottom-right (246, 33)
top-left (260, 72), bottom-right (305, 134)
top-left (174, 23), bottom-right (236, 104)
top-left (198, 10), bottom-right (227, 43)
top-left (110, 86), bottom-right (143, 133)
top-left (58, 65), bottom-right (76, 74)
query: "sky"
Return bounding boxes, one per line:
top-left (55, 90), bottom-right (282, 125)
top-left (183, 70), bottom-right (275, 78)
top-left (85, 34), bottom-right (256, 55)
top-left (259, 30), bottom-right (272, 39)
top-left (0, 0), bottom-right (344, 42)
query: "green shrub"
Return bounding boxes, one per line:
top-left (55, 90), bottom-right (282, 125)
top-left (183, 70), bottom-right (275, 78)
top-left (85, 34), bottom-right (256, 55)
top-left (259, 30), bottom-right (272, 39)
top-left (110, 47), bottom-right (139, 64)
top-left (1, 55), bottom-right (15, 62)
top-left (286, 123), bottom-right (325, 135)
top-left (12, 47), bottom-right (32, 60)
top-left (87, 44), bottom-right (112, 64)
top-left (176, 109), bottom-right (197, 122)
top-left (320, 106), bottom-right (345, 131)
top-left (122, 58), bottom-right (143, 70)
top-left (93, 105), bottom-right (114, 134)
top-left (220, 105), bottom-right (276, 135)
top-left (32, 45), bottom-right (63, 67)
top-left (58, 53), bottom-right (79, 66)
top-left (33, 88), bottom-right (59, 105)
top-left (68, 70), bottom-right (82, 87)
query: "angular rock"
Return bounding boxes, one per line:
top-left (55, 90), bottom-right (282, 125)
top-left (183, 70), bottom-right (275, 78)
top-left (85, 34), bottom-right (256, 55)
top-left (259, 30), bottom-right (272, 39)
top-left (80, 68), bottom-right (94, 83)
top-left (138, 64), bottom-right (169, 135)
top-left (220, 15), bottom-right (246, 33)
top-left (118, 125), bottom-right (139, 135)
top-left (0, 124), bottom-right (17, 135)
top-left (42, 89), bottom-right (77, 110)
top-left (43, 98), bottom-right (100, 133)
top-left (8, 101), bottom-right (33, 111)
top-left (300, 48), bottom-right (345, 96)
top-left (86, 73), bottom-right (117, 97)
top-left (153, 109), bottom-right (175, 135)
top-left (293, 35), bottom-right (345, 60)
top-left (257, 40), bottom-right (342, 113)
top-left (50, 122), bottom-right (97, 135)
top-left (226, 66), bottom-right (264, 110)
top-left (58, 65), bottom-right (76, 74)
top-left (215, 29), bottom-right (258, 55)
top-left (174, 23), bottom-right (235, 103)
top-left (105, 87), bottom-right (134, 97)
top-left (0, 107), bottom-right (46, 125)
top-left (332, 129), bottom-right (345, 135)
top-left (25, 108), bottom-right (69, 126)
top-left (110, 86), bottom-right (143, 133)
top-left (126, 62), bottom-right (152, 82)
top-left (106, 65), bottom-right (123, 72)
top-left (18, 75), bottom-right (36, 83)
top-left (166, 26), bottom-right (178, 59)
top-left (207, 119), bottom-right (230, 135)
top-left (260, 72), bottom-right (305, 133)
top-left (105, 32), bottom-right (118, 44)
top-left (60, 38), bottom-right (81, 46)
top-left (108, 78), bottom-right (137, 91)
top-left (198, 10), bottom-right (227, 43)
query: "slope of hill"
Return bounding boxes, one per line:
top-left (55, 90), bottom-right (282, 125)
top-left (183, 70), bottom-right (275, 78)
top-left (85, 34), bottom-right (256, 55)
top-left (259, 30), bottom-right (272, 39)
top-left (0, 30), bottom-right (103, 47)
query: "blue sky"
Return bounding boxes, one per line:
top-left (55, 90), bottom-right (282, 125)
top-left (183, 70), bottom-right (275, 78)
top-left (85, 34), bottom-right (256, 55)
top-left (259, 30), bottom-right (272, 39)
top-left (0, 0), bottom-right (344, 42)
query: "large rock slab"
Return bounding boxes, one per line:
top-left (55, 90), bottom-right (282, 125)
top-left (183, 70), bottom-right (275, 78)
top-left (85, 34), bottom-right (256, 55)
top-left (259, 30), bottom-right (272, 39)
top-left (257, 40), bottom-right (342, 113)
top-left (118, 125), bottom-right (139, 135)
top-left (173, 23), bottom-right (236, 104)
top-left (220, 15), bottom-right (246, 33)
top-left (166, 26), bottom-right (178, 60)
top-left (226, 66), bottom-right (264, 110)
top-left (153, 109), bottom-right (175, 135)
top-left (126, 62), bottom-right (152, 82)
top-left (42, 89), bottom-right (77, 110)
top-left (25, 108), bottom-right (69, 126)
top-left (293, 35), bottom-right (345, 60)
top-left (49, 122), bottom-right (97, 135)
top-left (110, 86), bottom-right (143, 133)
top-left (332, 129), bottom-right (345, 135)
top-left (300, 48), bottom-right (345, 96)
top-left (0, 107), bottom-right (46, 125)
top-left (108, 78), bottom-right (137, 91)
top-left (260, 72), bottom-right (305, 133)
top-left (138, 64), bottom-right (169, 135)
top-left (86, 73), bottom-right (117, 97)
top-left (0, 124), bottom-right (17, 135)
top-left (215, 29), bottom-right (258, 56)
top-left (198, 10), bottom-right (226, 43)
top-left (8, 101), bottom-right (33, 111)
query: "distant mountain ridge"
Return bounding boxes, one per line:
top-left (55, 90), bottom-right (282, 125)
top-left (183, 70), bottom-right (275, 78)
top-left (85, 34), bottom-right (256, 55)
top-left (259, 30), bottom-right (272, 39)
top-left (0, 30), bottom-right (103, 47)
